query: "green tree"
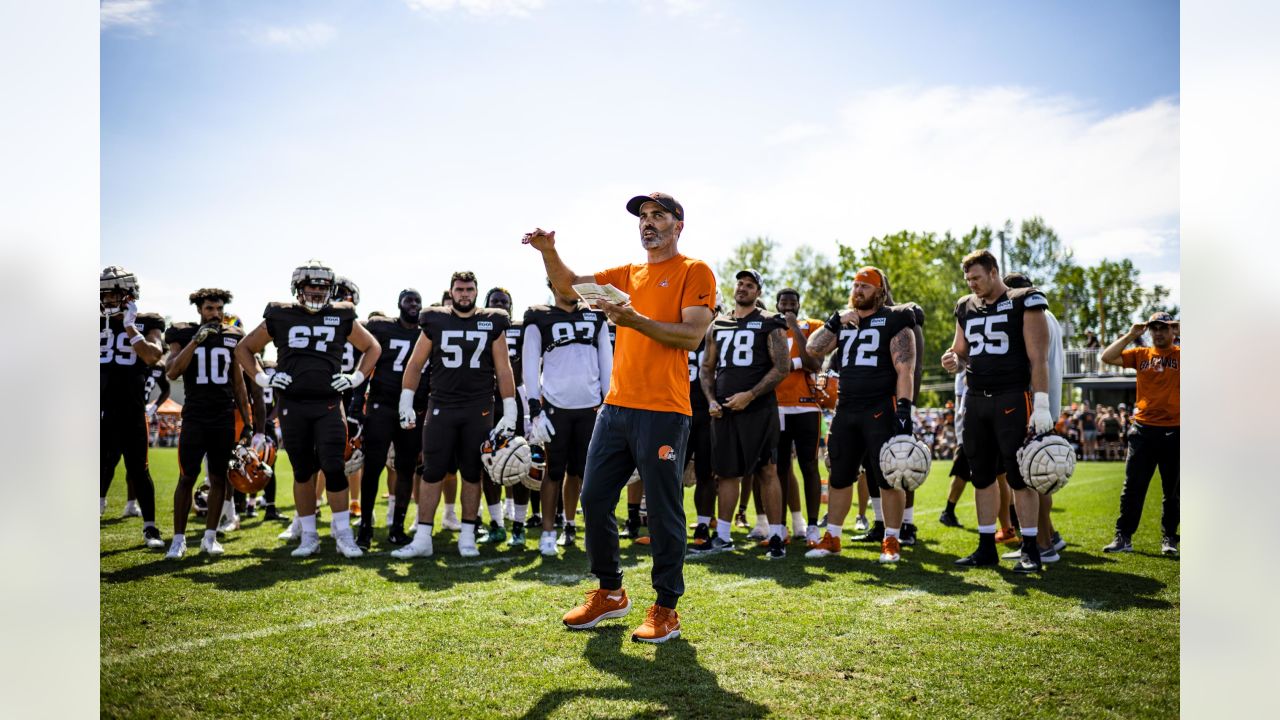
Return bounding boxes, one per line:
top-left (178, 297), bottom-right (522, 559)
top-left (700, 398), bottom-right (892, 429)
top-left (715, 236), bottom-right (778, 310)
top-left (1140, 284), bottom-right (1179, 319)
top-left (777, 244), bottom-right (846, 319)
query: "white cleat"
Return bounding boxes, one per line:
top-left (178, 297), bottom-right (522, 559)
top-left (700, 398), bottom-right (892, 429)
top-left (142, 528), bottom-right (165, 549)
top-left (747, 525), bottom-right (769, 542)
top-left (806, 525), bottom-right (821, 546)
top-left (458, 540), bottom-right (480, 558)
top-left (440, 513), bottom-right (461, 531)
top-left (278, 517), bottom-right (301, 541)
top-left (218, 514), bottom-right (241, 533)
top-left (539, 533), bottom-right (558, 557)
top-left (291, 532), bottom-right (321, 557)
top-left (335, 531), bottom-right (364, 558)
top-left (164, 537), bottom-right (187, 560)
top-left (391, 535), bottom-right (434, 559)
top-left (122, 500), bottom-right (142, 518)
top-left (201, 536), bottom-right (225, 556)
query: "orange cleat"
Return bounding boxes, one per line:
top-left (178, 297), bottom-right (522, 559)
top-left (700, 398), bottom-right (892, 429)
top-left (804, 532), bottom-right (841, 558)
top-left (563, 588), bottom-right (631, 630)
top-left (995, 528), bottom-right (1020, 544)
top-left (350, 499), bottom-right (361, 518)
top-left (631, 604), bottom-right (681, 643)
top-left (634, 536), bottom-right (651, 546)
top-left (879, 536), bottom-right (901, 563)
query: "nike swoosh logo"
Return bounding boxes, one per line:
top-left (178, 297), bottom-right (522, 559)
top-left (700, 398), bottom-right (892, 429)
top-left (482, 410), bottom-right (491, 416)
top-left (1004, 408), bottom-right (1015, 414)
top-left (699, 293), bottom-right (709, 299)
top-left (1165, 431), bottom-right (1174, 436)
top-left (873, 412), bottom-right (883, 419)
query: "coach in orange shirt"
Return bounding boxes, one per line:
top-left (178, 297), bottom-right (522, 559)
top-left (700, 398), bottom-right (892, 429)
top-left (1100, 312), bottom-right (1180, 556)
top-left (523, 192), bottom-right (716, 643)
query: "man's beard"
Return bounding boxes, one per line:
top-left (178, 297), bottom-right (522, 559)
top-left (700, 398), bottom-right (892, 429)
top-left (735, 296), bottom-right (756, 308)
top-left (852, 293), bottom-right (878, 310)
top-left (453, 299), bottom-right (474, 312)
top-left (400, 309), bottom-right (420, 323)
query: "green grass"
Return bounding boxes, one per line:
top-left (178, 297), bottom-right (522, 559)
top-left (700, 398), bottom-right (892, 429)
top-left (101, 450), bottom-right (1177, 719)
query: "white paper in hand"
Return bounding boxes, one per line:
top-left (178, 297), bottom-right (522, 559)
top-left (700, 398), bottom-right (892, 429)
top-left (572, 283), bottom-right (631, 308)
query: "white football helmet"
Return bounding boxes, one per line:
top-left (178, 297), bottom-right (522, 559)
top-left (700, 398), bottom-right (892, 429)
top-left (100, 265), bottom-right (140, 316)
top-left (481, 429), bottom-right (532, 488)
top-left (521, 444), bottom-right (546, 492)
top-left (291, 260), bottom-right (335, 311)
top-left (879, 434), bottom-right (932, 491)
top-left (1017, 434), bottom-right (1075, 495)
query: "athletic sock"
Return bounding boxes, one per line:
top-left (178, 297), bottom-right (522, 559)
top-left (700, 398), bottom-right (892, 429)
top-left (870, 498), bottom-right (883, 522)
top-left (487, 503), bottom-right (503, 526)
top-left (903, 508), bottom-right (914, 524)
top-left (977, 523), bottom-right (996, 554)
top-left (769, 524), bottom-right (785, 540)
top-left (514, 504), bottom-right (528, 524)
top-left (414, 523), bottom-right (433, 546)
top-left (716, 519), bottom-right (732, 541)
top-left (627, 503), bottom-right (642, 526)
top-left (444, 503), bottom-right (457, 518)
top-left (460, 520), bottom-right (477, 545)
top-left (827, 523), bottom-right (842, 539)
top-left (300, 514), bottom-right (318, 534)
top-left (203, 529), bottom-right (217, 544)
top-left (754, 514), bottom-right (768, 532)
top-left (331, 510), bottom-right (350, 535)
top-left (387, 496), bottom-right (396, 515)
top-left (945, 500), bottom-right (957, 514)
top-left (696, 515), bottom-right (711, 526)
top-left (791, 511), bottom-right (805, 530)
top-left (885, 527), bottom-right (901, 539)
top-left (172, 533), bottom-right (185, 544)
top-left (505, 498), bottom-right (515, 516)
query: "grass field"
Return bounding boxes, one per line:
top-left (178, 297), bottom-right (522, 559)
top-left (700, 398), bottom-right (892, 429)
top-left (101, 449), bottom-right (1178, 719)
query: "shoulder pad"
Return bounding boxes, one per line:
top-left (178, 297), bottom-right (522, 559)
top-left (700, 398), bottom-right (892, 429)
top-left (138, 313), bottom-right (165, 332)
top-left (330, 301), bottom-right (357, 318)
top-left (222, 324), bottom-right (246, 338)
top-left (1009, 286), bottom-right (1048, 310)
top-left (954, 295), bottom-right (976, 317)
top-left (265, 301), bottom-right (294, 317)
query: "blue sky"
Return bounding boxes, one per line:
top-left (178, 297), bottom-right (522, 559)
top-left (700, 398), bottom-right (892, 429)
top-left (102, 0), bottom-right (1179, 328)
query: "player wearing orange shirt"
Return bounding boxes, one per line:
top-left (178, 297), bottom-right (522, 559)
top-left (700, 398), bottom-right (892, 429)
top-left (771, 288), bottom-right (825, 545)
top-left (1101, 312), bottom-right (1180, 555)
top-left (524, 191), bottom-right (715, 644)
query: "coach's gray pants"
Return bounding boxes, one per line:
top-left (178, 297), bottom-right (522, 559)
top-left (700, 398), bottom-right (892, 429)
top-left (581, 404), bottom-right (690, 609)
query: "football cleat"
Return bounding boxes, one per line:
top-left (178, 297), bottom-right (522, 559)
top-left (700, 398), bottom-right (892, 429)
top-left (619, 519), bottom-right (641, 539)
top-left (440, 512), bottom-right (462, 532)
top-left (528, 513), bottom-right (543, 528)
top-left (689, 535), bottom-right (734, 555)
top-left (509, 523), bottom-right (527, 548)
top-left (853, 515), bottom-right (870, 532)
top-left (1037, 546), bottom-right (1060, 564)
top-left (853, 521), bottom-right (884, 542)
top-left (335, 531), bottom-right (364, 558)
top-left (217, 513), bottom-right (241, 533)
top-left (805, 525), bottom-right (821, 547)
top-left (278, 516), bottom-right (301, 541)
top-left (390, 534), bottom-right (433, 559)
top-left (201, 536), bottom-right (225, 556)
top-left (457, 538), bottom-right (480, 558)
top-left (356, 523), bottom-right (373, 551)
top-left (292, 532), bottom-right (321, 557)
top-left (480, 523), bottom-right (507, 545)
top-left (746, 525), bottom-right (768, 542)
top-left (734, 511), bottom-right (749, 529)
top-left (879, 536), bottom-right (901, 563)
top-left (1161, 536), bottom-right (1179, 556)
top-left (1052, 532), bottom-right (1067, 552)
top-left (765, 535), bottom-right (787, 560)
top-left (954, 549), bottom-right (999, 567)
top-left (142, 525), bottom-right (164, 549)
top-left (557, 523), bottom-right (577, 547)
top-left (164, 537), bottom-right (187, 560)
top-left (899, 522), bottom-right (918, 546)
top-left (539, 532), bottom-right (558, 557)
top-left (387, 526), bottom-right (411, 546)
top-left (938, 509), bottom-right (962, 528)
top-left (994, 527), bottom-right (1020, 545)
top-left (121, 500), bottom-right (141, 518)
top-left (804, 532), bottom-right (841, 558)
top-left (1012, 551), bottom-right (1043, 574)
top-left (563, 589), bottom-right (631, 630)
top-left (690, 523), bottom-right (710, 547)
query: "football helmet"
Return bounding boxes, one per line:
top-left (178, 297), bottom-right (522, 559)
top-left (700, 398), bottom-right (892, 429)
top-left (1017, 433), bottom-right (1075, 495)
top-left (291, 260), bottom-right (335, 311)
top-left (879, 434), bottom-right (932, 491)
top-left (521, 443), bottom-right (546, 492)
top-left (228, 439), bottom-right (275, 494)
top-left (100, 265), bottom-right (140, 317)
top-left (333, 276), bottom-right (360, 306)
top-left (481, 427), bottom-right (532, 488)
top-left (344, 420), bottom-right (364, 474)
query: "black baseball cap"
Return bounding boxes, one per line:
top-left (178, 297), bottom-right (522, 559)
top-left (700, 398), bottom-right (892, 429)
top-left (626, 192), bottom-right (685, 221)
top-left (735, 269), bottom-right (763, 288)
top-left (776, 287), bottom-right (801, 301)
top-left (1147, 311), bottom-right (1176, 327)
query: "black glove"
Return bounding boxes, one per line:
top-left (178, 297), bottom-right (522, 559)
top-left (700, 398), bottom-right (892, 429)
top-left (527, 397), bottom-right (543, 419)
top-left (895, 398), bottom-right (913, 435)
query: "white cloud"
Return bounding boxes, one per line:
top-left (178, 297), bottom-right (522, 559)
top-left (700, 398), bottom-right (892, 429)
top-left (404, 0), bottom-right (545, 17)
top-left (766, 123), bottom-right (828, 146)
top-left (100, 0), bottom-right (159, 30)
top-left (689, 86), bottom-right (1179, 297)
top-left (251, 22), bottom-right (337, 50)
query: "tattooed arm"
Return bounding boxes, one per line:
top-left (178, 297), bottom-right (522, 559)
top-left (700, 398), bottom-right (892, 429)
top-left (891, 325), bottom-right (917, 402)
top-left (724, 327), bottom-right (789, 411)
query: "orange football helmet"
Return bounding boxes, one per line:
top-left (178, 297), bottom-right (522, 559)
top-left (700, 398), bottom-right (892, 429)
top-left (228, 438), bottom-right (275, 494)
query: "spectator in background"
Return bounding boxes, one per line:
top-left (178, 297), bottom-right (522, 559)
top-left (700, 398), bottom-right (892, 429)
top-left (1076, 401), bottom-right (1098, 460)
top-left (1100, 406), bottom-right (1123, 460)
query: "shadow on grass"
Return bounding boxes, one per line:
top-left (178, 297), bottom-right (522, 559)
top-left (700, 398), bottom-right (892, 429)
top-left (519, 626), bottom-right (768, 719)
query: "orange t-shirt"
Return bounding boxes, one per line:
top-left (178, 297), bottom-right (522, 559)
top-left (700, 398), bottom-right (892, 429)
top-left (595, 254), bottom-right (716, 415)
top-left (774, 317), bottom-right (822, 408)
top-left (1121, 345), bottom-right (1180, 427)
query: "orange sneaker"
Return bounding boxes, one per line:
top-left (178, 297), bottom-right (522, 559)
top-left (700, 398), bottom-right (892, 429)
top-left (563, 588), bottom-right (631, 630)
top-left (634, 535), bottom-right (651, 545)
top-left (757, 534), bottom-right (790, 547)
top-left (995, 528), bottom-right (1020, 544)
top-left (350, 499), bottom-right (361, 518)
top-left (879, 536), bottom-right (901, 563)
top-left (804, 532), bottom-right (841, 558)
top-left (631, 604), bottom-right (681, 644)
